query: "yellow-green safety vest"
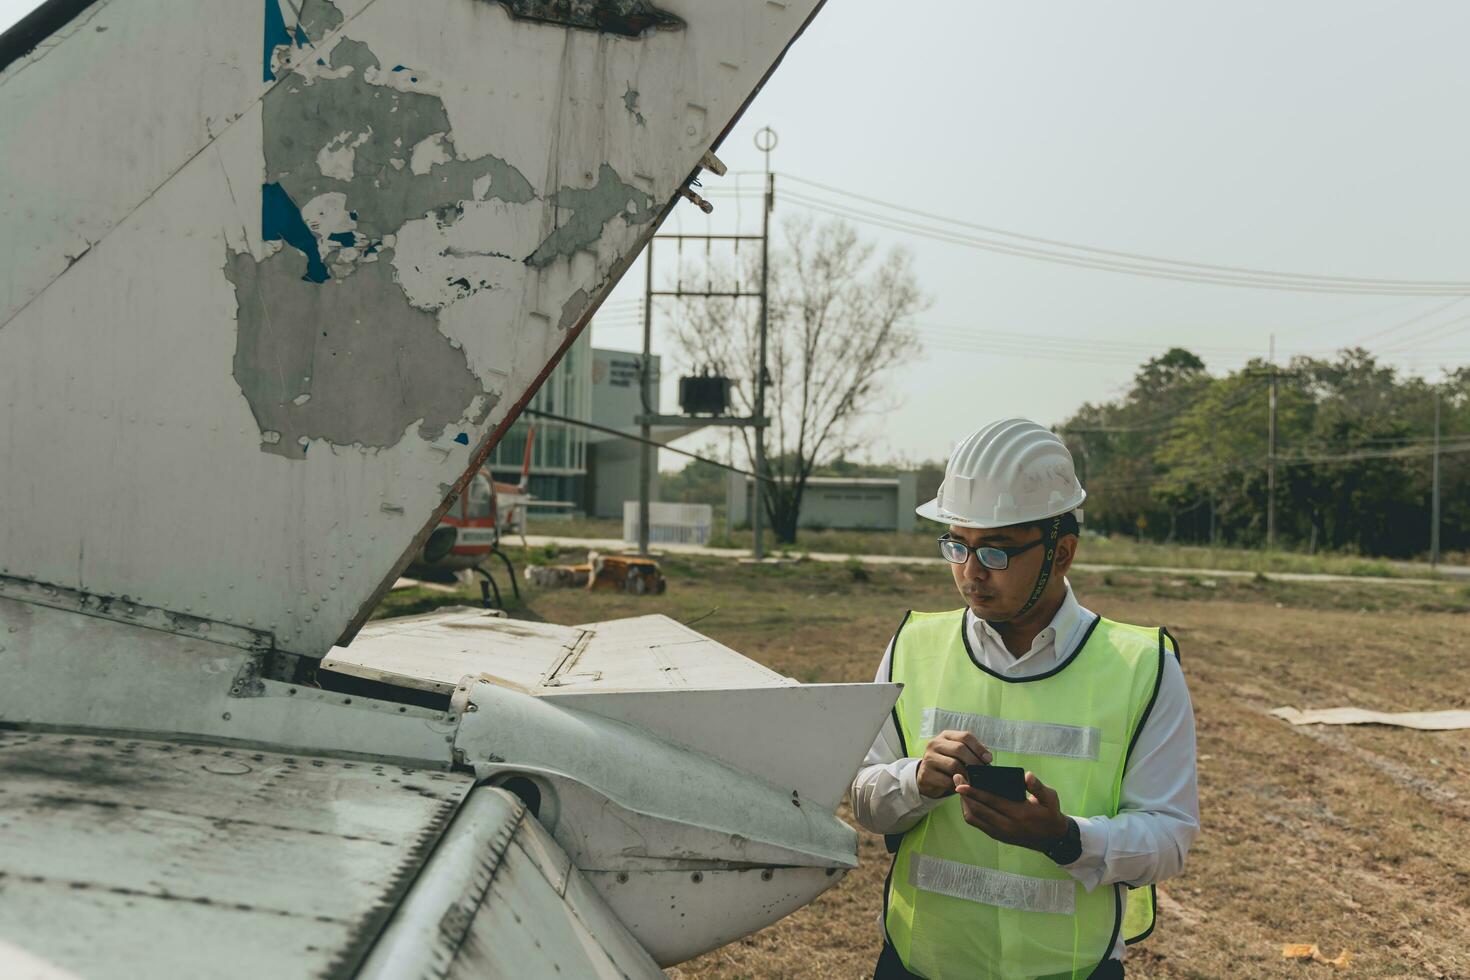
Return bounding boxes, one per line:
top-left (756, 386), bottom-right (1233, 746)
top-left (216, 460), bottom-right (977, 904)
top-left (883, 608), bottom-right (1178, 980)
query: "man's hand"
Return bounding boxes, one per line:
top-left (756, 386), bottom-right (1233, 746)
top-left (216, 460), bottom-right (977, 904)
top-left (916, 730), bottom-right (992, 799)
top-left (954, 769), bottom-right (1068, 851)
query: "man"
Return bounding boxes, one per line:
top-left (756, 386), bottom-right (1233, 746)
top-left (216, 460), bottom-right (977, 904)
top-left (851, 418), bottom-right (1199, 980)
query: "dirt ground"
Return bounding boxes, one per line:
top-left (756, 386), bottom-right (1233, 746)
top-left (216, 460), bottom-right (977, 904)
top-left (406, 550), bottom-right (1470, 978)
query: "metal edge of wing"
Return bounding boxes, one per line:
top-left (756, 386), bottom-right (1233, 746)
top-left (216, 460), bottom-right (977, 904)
top-left (354, 786), bottom-right (664, 979)
top-left (0, 0), bottom-right (105, 77)
top-left (537, 681), bottom-right (902, 811)
top-left (318, 782), bottom-right (473, 978)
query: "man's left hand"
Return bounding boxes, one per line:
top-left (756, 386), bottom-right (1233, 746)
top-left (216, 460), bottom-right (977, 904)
top-left (953, 770), bottom-right (1068, 852)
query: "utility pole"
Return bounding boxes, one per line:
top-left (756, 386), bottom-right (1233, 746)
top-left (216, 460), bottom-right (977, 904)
top-left (638, 254), bottom-right (654, 556)
top-left (1266, 335), bottom-right (1277, 551)
top-left (752, 128), bottom-right (777, 561)
top-left (1432, 385), bottom-right (1442, 567)
top-left (635, 128), bottom-right (776, 560)
top-left (1208, 485), bottom-right (1217, 546)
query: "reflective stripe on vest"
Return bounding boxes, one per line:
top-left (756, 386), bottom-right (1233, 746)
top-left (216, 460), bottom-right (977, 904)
top-left (884, 610), bottom-right (1170, 980)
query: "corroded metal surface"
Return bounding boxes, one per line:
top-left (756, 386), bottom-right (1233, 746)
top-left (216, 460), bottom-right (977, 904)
top-left (490, 0), bottom-right (685, 38)
top-left (0, 0), bottom-right (825, 657)
top-left (0, 730), bottom-right (472, 978)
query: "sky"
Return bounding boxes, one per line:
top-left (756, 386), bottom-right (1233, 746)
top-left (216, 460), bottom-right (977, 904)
top-left (8, 0), bottom-right (1470, 469)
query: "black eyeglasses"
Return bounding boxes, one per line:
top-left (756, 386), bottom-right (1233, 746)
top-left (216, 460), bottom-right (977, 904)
top-left (937, 533), bottom-right (1044, 570)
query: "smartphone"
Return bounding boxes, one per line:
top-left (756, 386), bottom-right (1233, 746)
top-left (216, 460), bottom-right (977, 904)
top-left (963, 764), bottom-right (1027, 803)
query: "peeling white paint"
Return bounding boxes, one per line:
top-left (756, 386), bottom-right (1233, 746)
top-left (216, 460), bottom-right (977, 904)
top-left (409, 132), bottom-right (453, 176)
top-left (0, 0), bottom-right (825, 658)
top-left (316, 128), bottom-right (371, 181)
top-left (301, 191), bottom-right (355, 240)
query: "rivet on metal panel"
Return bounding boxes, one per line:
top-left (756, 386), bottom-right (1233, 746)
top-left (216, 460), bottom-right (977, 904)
top-left (221, 712), bottom-right (232, 721)
top-left (617, 872), bottom-right (629, 884)
top-left (691, 872), bottom-right (703, 884)
top-left (762, 869), bottom-right (775, 881)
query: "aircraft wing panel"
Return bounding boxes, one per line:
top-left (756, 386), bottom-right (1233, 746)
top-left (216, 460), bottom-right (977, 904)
top-left (327, 608), bottom-right (797, 693)
top-left (359, 786), bottom-right (663, 979)
top-left (0, 730), bottom-right (473, 978)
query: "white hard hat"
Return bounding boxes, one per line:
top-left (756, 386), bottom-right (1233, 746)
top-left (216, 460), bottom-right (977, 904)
top-left (917, 418), bottom-right (1086, 529)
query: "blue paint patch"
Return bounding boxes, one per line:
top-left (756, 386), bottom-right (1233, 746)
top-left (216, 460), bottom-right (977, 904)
top-left (317, 57), bottom-right (326, 66)
top-left (263, 1), bottom-right (310, 81)
top-left (349, 211), bottom-right (358, 220)
top-left (363, 243), bottom-right (380, 255)
top-left (262, 0), bottom-right (291, 81)
top-left (328, 232), bottom-right (356, 247)
top-left (262, 183), bottom-right (330, 284)
top-left (453, 432), bottom-right (470, 445)
top-left (411, 77), bottom-right (418, 83)
top-left (392, 64), bottom-right (407, 71)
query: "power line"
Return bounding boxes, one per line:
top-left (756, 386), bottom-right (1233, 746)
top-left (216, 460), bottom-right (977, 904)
top-left (1088, 444), bottom-right (1470, 494)
top-left (779, 190), bottom-right (1470, 297)
top-left (1380, 311), bottom-right (1470, 353)
top-left (521, 408), bottom-right (775, 483)
top-left (1355, 297), bottom-right (1467, 344)
top-left (1062, 381), bottom-right (1268, 436)
top-left (775, 173), bottom-right (1470, 294)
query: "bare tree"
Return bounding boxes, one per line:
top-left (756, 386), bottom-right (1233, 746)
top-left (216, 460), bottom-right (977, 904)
top-left (669, 216), bottom-right (926, 543)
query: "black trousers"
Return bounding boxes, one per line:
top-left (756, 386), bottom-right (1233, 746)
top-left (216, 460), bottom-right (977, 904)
top-left (874, 942), bottom-right (1124, 980)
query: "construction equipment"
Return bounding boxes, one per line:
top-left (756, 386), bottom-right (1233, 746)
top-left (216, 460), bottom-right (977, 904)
top-left (591, 552), bottom-right (669, 595)
top-left (407, 429), bottom-right (536, 607)
top-left (523, 552), bottom-right (667, 596)
top-left (0, 1), bottom-right (898, 976)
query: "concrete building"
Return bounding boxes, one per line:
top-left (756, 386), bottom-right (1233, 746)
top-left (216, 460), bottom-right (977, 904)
top-left (583, 347), bottom-right (706, 519)
top-left (727, 473), bottom-right (919, 533)
top-left (488, 335), bottom-right (702, 518)
top-left (487, 329), bottom-right (592, 509)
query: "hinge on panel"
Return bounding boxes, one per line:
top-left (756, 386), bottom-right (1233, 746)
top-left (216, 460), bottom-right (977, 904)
top-left (229, 648), bottom-right (318, 698)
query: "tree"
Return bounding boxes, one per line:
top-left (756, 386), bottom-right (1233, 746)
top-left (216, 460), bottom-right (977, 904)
top-left (668, 217), bottom-right (926, 543)
top-left (1060, 345), bottom-right (1470, 558)
top-left (1061, 348), bottom-right (1211, 540)
top-left (660, 457), bottom-right (727, 507)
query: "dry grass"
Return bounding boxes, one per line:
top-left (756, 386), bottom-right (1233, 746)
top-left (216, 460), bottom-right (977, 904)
top-left (377, 550), bottom-right (1470, 978)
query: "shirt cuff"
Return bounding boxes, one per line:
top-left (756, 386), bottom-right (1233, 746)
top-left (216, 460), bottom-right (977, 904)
top-left (1058, 815), bottom-right (1108, 891)
top-left (898, 758), bottom-right (949, 816)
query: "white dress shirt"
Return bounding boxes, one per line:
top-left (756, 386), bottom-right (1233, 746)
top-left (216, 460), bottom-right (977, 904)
top-left (850, 584), bottom-right (1199, 962)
